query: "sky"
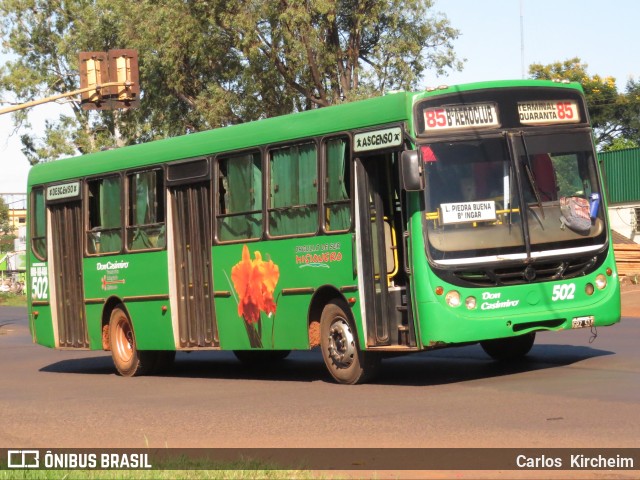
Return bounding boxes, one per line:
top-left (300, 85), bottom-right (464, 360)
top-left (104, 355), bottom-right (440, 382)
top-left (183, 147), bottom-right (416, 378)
top-left (1, 0), bottom-right (639, 193)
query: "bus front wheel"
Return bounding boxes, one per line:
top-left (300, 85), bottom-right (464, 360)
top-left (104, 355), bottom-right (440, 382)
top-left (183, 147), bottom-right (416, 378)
top-left (109, 306), bottom-right (154, 377)
top-left (320, 301), bottom-right (380, 384)
top-left (480, 332), bottom-right (536, 361)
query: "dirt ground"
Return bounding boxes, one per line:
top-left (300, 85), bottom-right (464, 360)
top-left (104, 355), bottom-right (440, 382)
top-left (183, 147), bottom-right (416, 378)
top-left (620, 279), bottom-right (640, 317)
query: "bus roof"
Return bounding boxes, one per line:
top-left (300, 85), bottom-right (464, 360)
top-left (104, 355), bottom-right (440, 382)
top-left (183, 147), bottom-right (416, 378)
top-left (27, 92), bottom-right (410, 187)
top-left (27, 79), bottom-right (583, 187)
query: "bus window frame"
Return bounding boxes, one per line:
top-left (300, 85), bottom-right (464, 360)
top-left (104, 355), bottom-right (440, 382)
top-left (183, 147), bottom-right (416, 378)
top-left (124, 166), bottom-right (167, 253)
top-left (29, 186), bottom-right (48, 262)
top-left (213, 148), bottom-right (265, 245)
top-left (320, 133), bottom-right (354, 235)
top-left (265, 138), bottom-right (321, 240)
top-left (165, 156), bottom-right (211, 187)
top-left (84, 173), bottom-right (125, 257)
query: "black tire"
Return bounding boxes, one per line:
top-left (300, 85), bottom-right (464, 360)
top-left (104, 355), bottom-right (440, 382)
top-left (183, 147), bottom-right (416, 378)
top-left (320, 301), bottom-right (380, 384)
top-left (108, 306), bottom-right (154, 377)
top-left (233, 350), bottom-right (291, 365)
top-left (480, 332), bottom-right (536, 361)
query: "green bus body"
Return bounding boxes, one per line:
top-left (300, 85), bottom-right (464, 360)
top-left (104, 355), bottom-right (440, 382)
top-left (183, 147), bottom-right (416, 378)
top-left (26, 80), bottom-right (621, 383)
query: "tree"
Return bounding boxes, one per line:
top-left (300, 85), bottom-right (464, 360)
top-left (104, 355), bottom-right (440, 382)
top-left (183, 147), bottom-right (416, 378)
top-left (0, 197), bottom-right (10, 235)
top-left (0, 196), bottom-right (15, 255)
top-left (529, 58), bottom-right (640, 150)
top-left (1, 0), bottom-right (463, 164)
top-left (605, 137), bottom-right (639, 152)
top-left (217, 0), bottom-right (462, 108)
top-left (0, 0), bottom-right (141, 163)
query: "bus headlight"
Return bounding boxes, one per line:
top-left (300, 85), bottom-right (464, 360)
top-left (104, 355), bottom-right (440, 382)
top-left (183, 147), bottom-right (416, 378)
top-left (445, 290), bottom-right (461, 308)
top-left (595, 274), bottom-right (607, 290)
top-left (465, 296), bottom-right (477, 310)
top-left (585, 283), bottom-right (595, 296)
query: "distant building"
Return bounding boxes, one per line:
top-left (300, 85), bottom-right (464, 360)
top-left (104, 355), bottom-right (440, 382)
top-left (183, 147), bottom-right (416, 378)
top-left (1, 193), bottom-right (26, 234)
top-left (1, 193), bottom-right (27, 275)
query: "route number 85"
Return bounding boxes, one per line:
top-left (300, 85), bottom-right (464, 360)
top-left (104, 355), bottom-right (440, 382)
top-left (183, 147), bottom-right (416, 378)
top-left (552, 283), bottom-right (575, 301)
top-left (556, 101), bottom-right (575, 119)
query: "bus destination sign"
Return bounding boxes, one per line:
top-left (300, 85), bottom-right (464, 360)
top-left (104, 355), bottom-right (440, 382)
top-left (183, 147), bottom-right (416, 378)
top-left (422, 103), bottom-right (499, 133)
top-left (441, 201), bottom-right (497, 224)
top-left (518, 100), bottom-right (580, 125)
top-left (47, 181), bottom-right (81, 201)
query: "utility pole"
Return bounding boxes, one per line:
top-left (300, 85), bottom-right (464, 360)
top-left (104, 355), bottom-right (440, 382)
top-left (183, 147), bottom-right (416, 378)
top-left (520, 0), bottom-right (525, 79)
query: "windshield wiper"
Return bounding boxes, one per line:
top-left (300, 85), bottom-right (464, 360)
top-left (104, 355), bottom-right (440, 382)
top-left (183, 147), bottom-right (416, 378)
top-left (519, 132), bottom-right (545, 219)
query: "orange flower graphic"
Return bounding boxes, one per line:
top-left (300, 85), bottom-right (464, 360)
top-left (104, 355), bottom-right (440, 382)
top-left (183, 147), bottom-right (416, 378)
top-left (231, 245), bottom-right (280, 325)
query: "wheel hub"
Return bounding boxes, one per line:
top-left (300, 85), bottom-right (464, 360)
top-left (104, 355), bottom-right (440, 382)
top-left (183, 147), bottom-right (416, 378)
top-left (327, 317), bottom-right (356, 368)
top-left (115, 318), bottom-right (133, 361)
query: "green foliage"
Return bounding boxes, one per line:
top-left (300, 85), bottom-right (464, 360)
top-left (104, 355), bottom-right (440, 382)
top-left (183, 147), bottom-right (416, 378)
top-left (0, 0), bottom-right (139, 160)
top-left (602, 137), bottom-right (639, 152)
top-left (0, 197), bottom-right (11, 233)
top-left (0, 197), bottom-right (15, 253)
top-left (529, 58), bottom-right (640, 150)
top-left (0, 0), bottom-right (462, 164)
top-left (0, 233), bottom-right (16, 252)
top-left (0, 468), bottom-right (312, 479)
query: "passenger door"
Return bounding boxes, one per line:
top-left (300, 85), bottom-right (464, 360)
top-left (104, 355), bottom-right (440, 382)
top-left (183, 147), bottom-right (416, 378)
top-left (167, 159), bottom-right (219, 348)
top-left (47, 184), bottom-right (88, 348)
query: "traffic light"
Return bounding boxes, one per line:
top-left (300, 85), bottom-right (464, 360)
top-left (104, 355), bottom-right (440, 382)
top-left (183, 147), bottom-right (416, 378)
top-left (107, 49), bottom-right (140, 109)
top-left (79, 51), bottom-right (109, 110)
top-left (78, 50), bottom-right (139, 110)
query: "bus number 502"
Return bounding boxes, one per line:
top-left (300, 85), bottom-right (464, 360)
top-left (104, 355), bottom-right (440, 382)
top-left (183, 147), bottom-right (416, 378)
top-left (552, 283), bottom-right (575, 301)
top-left (31, 276), bottom-right (49, 300)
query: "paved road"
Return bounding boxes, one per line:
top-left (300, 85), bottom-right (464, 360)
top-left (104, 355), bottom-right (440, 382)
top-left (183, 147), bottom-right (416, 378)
top-left (1, 291), bottom-right (639, 455)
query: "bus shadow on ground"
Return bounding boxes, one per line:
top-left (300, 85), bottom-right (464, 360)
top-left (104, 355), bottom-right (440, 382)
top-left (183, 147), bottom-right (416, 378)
top-left (40, 343), bottom-right (614, 386)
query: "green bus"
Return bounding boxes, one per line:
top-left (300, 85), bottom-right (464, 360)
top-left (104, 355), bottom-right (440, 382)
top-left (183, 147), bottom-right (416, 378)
top-left (27, 79), bottom-right (621, 384)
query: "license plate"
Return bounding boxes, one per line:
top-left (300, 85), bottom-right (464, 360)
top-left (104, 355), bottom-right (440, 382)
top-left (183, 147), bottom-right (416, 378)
top-left (572, 316), bottom-right (594, 329)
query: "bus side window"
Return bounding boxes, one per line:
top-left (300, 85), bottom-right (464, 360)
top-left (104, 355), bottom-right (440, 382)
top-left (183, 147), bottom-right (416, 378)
top-left (216, 152), bottom-right (263, 242)
top-left (268, 142), bottom-right (318, 236)
top-left (324, 137), bottom-right (351, 232)
top-left (87, 176), bottom-right (123, 254)
top-left (127, 170), bottom-right (165, 250)
top-left (30, 187), bottom-right (47, 260)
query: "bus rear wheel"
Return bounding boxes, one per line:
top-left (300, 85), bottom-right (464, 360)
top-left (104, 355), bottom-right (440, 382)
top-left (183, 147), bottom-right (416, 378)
top-left (109, 306), bottom-right (154, 377)
top-left (480, 332), bottom-right (536, 361)
top-left (320, 301), bottom-right (380, 384)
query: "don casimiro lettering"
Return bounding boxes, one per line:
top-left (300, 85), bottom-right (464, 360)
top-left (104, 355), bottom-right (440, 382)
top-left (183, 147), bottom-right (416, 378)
top-left (480, 292), bottom-right (519, 310)
top-left (96, 260), bottom-right (129, 291)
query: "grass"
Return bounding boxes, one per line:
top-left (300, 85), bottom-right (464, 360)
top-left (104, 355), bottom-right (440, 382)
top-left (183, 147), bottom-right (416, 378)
top-left (0, 458), bottom-right (319, 479)
top-left (0, 292), bottom-right (26, 307)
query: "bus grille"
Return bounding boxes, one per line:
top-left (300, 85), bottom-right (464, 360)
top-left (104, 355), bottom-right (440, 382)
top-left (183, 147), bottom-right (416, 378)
top-left (450, 255), bottom-right (599, 287)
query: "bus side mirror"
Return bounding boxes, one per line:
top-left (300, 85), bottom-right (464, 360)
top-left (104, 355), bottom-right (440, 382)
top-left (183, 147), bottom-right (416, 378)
top-left (400, 150), bottom-right (425, 192)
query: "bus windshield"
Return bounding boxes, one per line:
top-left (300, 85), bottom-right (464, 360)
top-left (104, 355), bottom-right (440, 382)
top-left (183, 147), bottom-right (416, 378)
top-left (423, 130), bottom-right (606, 266)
